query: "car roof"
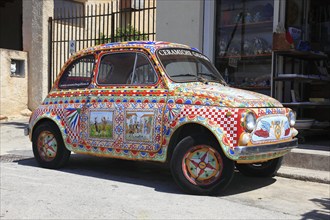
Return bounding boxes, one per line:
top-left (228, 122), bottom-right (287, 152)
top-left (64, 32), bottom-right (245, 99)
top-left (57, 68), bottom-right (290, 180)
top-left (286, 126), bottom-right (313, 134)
top-left (77, 41), bottom-right (199, 55)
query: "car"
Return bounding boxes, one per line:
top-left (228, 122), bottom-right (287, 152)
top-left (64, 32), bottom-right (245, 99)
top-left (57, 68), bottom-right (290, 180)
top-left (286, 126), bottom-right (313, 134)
top-left (25, 41), bottom-right (298, 195)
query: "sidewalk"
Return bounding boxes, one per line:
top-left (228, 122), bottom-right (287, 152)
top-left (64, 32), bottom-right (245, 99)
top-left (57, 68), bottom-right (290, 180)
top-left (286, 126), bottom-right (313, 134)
top-left (281, 135), bottom-right (330, 184)
top-left (277, 166), bottom-right (329, 184)
top-left (1, 116), bottom-right (329, 184)
top-left (0, 116), bottom-right (32, 158)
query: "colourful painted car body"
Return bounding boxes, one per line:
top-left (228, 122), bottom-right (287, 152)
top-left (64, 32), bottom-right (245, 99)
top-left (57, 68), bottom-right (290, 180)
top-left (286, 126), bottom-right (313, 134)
top-left (26, 41), bottom-right (298, 195)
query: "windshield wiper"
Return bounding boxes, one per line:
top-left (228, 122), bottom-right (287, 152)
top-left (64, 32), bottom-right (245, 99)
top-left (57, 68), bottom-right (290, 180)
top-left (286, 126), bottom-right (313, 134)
top-left (196, 75), bottom-right (209, 84)
top-left (197, 72), bottom-right (217, 79)
top-left (171, 73), bottom-right (209, 84)
top-left (197, 72), bottom-right (227, 86)
top-left (171, 73), bottom-right (197, 78)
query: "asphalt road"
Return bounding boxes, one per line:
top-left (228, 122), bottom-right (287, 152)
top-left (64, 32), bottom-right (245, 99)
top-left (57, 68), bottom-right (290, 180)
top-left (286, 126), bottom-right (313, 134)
top-left (1, 154), bottom-right (329, 219)
top-left (1, 118), bottom-right (329, 219)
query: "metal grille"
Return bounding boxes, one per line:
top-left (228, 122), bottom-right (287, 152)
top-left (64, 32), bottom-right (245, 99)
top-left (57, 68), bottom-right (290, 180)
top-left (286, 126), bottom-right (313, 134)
top-left (48, 0), bottom-right (156, 90)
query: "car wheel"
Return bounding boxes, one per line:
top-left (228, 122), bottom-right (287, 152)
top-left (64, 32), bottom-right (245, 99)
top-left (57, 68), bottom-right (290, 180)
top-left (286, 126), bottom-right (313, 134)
top-left (32, 121), bottom-right (71, 169)
top-left (235, 157), bottom-right (283, 177)
top-left (170, 135), bottom-right (234, 195)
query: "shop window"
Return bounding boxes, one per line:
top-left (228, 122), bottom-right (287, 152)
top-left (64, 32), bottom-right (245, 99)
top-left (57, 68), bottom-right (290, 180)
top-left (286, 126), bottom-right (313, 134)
top-left (215, 0), bottom-right (274, 95)
top-left (308, 0), bottom-right (330, 53)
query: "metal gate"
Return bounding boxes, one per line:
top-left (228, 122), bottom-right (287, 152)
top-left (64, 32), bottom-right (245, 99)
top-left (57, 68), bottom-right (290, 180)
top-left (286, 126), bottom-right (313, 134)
top-left (48, 0), bottom-right (156, 90)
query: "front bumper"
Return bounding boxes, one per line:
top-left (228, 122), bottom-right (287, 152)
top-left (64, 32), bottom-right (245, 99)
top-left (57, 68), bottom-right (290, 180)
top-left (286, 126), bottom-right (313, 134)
top-left (232, 138), bottom-right (298, 158)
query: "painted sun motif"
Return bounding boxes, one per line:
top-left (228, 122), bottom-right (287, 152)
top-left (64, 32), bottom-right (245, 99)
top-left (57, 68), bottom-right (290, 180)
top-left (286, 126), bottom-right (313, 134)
top-left (64, 108), bottom-right (81, 133)
top-left (183, 145), bottom-right (223, 185)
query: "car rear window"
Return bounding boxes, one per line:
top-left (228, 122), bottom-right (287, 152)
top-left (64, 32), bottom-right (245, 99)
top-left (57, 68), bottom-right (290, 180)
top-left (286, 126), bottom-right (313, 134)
top-left (58, 55), bottom-right (95, 89)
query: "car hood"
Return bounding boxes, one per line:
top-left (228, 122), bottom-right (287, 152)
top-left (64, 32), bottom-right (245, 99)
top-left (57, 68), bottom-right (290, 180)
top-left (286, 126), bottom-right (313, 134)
top-left (170, 83), bottom-right (283, 108)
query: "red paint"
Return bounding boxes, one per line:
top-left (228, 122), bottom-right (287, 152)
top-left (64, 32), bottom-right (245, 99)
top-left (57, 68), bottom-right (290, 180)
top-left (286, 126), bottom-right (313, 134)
top-left (162, 138), bottom-right (167, 145)
top-left (170, 121), bottom-right (177, 127)
top-left (188, 114), bottom-right (196, 120)
top-left (222, 135), bottom-right (230, 146)
top-left (254, 129), bottom-right (269, 138)
top-left (176, 99), bottom-right (183, 104)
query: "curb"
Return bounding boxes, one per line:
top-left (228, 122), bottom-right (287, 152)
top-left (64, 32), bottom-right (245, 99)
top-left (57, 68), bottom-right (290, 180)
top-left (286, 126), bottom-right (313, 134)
top-left (283, 148), bottom-right (330, 171)
top-left (277, 166), bottom-right (330, 184)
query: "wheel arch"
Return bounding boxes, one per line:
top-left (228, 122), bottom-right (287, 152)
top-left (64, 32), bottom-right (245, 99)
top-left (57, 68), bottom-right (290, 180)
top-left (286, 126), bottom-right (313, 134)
top-left (31, 116), bottom-right (69, 149)
top-left (166, 122), bottom-right (228, 163)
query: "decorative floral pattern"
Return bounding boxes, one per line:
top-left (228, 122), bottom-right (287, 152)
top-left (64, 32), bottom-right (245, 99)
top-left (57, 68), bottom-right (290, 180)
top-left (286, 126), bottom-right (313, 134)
top-left (28, 41), bottom-right (297, 163)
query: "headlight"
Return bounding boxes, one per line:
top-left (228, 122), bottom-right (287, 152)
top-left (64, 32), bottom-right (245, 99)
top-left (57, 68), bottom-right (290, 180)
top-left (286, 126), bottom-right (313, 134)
top-left (288, 111), bottom-right (296, 127)
top-left (245, 112), bottom-right (256, 132)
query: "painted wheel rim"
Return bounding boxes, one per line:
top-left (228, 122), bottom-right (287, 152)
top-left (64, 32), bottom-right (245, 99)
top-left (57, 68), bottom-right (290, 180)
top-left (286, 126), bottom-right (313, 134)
top-left (37, 131), bottom-right (57, 162)
top-left (182, 145), bottom-right (223, 186)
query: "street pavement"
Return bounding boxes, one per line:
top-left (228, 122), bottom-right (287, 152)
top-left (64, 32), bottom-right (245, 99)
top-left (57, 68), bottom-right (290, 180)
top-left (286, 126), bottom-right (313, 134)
top-left (1, 117), bottom-right (330, 219)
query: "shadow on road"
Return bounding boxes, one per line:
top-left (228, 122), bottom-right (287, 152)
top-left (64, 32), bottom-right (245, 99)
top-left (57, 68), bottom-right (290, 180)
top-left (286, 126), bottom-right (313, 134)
top-left (0, 122), bottom-right (28, 129)
top-left (16, 154), bottom-right (276, 196)
top-left (301, 198), bottom-right (330, 220)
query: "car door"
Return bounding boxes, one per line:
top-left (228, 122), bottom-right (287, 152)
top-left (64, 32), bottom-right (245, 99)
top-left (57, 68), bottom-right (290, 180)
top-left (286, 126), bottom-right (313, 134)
top-left (81, 50), bottom-right (166, 156)
top-left (56, 54), bottom-right (95, 146)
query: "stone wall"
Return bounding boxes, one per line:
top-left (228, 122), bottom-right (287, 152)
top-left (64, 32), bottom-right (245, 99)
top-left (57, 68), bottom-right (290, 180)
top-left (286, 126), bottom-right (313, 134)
top-left (0, 49), bottom-right (28, 116)
top-left (23, 0), bottom-right (54, 111)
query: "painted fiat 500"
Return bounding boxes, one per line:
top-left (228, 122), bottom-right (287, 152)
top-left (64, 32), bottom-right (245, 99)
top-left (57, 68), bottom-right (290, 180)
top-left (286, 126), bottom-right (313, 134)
top-left (26, 41), bottom-right (298, 195)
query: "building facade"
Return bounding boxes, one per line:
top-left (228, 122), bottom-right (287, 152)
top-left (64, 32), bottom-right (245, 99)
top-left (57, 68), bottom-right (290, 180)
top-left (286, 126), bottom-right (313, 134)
top-left (0, 0), bottom-right (154, 116)
top-left (1, 0), bottom-right (329, 139)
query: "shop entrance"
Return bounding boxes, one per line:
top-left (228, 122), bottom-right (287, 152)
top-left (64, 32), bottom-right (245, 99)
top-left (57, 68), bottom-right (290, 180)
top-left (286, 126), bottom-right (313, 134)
top-left (280, 0), bottom-right (330, 141)
top-left (215, 0), bottom-right (330, 142)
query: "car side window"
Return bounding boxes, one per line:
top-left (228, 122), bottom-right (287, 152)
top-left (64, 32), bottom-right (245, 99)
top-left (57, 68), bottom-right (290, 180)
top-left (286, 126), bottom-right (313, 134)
top-left (58, 55), bottom-right (95, 89)
top-left (97, 52), bottom-right (157, 85)
top-left (97, 53), bottom-right (135, 84)
top-left (131, 54), bottom-right (157, 85)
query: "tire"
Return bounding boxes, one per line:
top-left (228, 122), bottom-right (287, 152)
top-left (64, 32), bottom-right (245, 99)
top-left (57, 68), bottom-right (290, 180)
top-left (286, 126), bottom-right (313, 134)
top-left (32, 121), bottom-right (71, 169)
top-left (170, 135), bottom-right (234, 196)
top-left (235, 157), bottom-right (283, 177)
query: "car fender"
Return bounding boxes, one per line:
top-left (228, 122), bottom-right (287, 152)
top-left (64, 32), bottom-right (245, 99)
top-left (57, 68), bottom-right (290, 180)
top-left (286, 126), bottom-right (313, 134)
top-left (163, 105), bottom-right (237, 161)
top-left (29, 108), bottom-right (74, 152)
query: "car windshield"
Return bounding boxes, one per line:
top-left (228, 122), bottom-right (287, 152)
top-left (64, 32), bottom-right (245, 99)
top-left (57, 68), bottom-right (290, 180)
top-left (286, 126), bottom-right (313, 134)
top-left (156, 48), bottom-right (226, 84)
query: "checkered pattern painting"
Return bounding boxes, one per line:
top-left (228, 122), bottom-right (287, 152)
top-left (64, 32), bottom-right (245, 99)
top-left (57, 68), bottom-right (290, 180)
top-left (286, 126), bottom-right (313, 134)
top-left (178, 107), bottom-right (239, 147)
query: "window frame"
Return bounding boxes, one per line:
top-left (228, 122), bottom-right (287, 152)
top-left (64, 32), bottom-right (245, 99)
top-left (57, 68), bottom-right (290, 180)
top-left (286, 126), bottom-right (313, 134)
top-left (96, 51), bottom-right (159, 87)
top-left (156, 47), bottom-right (226, 84)
top-left (58, 54), bottom-right (95, 89)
